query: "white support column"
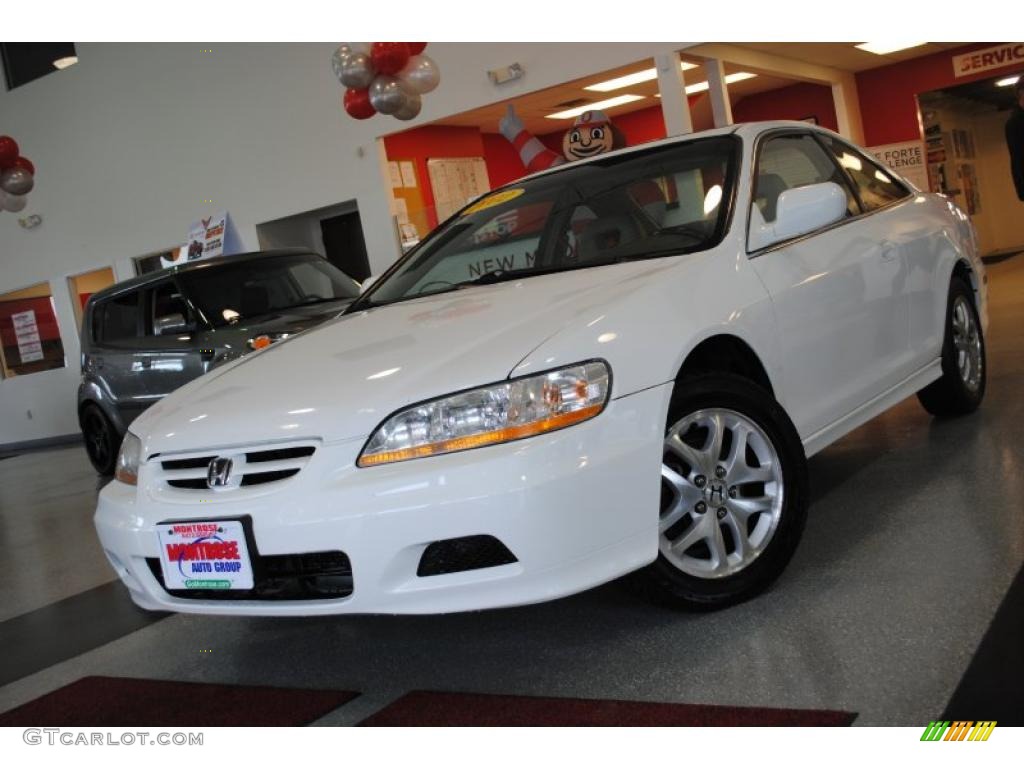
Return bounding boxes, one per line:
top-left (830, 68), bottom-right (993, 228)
top-left (655, 52), bottom-right (693, 136)
top-left (831, 75), bottom-right (865, 145)
top-left (704, 58), bottom-right (733, 128)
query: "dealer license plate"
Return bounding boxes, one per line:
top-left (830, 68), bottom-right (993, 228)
top-left (156, 520), bottom-right (254, 590)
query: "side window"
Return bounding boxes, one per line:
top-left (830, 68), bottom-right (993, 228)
top-left (95, 292), bottom-right (141, 345)
top-left (147, 282), bottom-right (192, 335)
top-left (819, 136), bottom-right (911, 211)
top-left (754, 134), bottom-right (859, 223)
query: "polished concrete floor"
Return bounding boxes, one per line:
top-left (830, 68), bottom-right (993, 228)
top-left (1, 257), bottom-right (1022, 726)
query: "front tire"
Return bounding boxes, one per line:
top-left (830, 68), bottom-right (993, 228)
top-left (917, 276), bottom-right (986, 417)
top-left (632, 374), bottom-right (808, 610)
top-left (81, 404), bottom-right (119, 475)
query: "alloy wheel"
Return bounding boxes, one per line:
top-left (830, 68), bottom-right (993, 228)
top-left (660, 408), bottom-right (784, 578)
top-left (952, 295), bottom-right (982, 392)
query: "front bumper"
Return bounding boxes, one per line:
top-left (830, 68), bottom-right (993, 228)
top-left (95, 384), bottom-right (671, 615)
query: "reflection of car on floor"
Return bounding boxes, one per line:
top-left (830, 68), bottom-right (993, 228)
top-left (78, 249), bottom-right (361, 475)
top-left (96, 122), bottom-right (988, 615)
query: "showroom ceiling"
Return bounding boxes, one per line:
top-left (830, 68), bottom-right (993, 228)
top-left (438, 58), bottom-right (796, 135)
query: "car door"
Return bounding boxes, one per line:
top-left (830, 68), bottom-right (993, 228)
top-left (747, 130), bottom-right (910, 440)
top-left (139, 279), bottom-right (210, 400)
top-left (90, 288), bottom-right (153, 426)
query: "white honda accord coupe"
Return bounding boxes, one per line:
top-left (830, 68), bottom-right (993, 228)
top-left (95, 121), bottom-right (988, 615)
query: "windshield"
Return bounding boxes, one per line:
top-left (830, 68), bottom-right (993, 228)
top-left (362, 136), bottom-right (737, 308)
top-left (178, 253), bottom-right (361, 328)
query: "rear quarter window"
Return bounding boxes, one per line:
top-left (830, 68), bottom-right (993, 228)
top-left (93, 291), bottom-right (141, 344)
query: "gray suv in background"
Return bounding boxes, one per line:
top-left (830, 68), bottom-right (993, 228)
top-left (78, 249), bottom-right (361, 474)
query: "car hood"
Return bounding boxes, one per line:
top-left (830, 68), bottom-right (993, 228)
top-left (134, 260), bottom-right (676, 455)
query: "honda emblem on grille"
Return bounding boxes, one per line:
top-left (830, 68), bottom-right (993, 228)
top-left (207, 457), bottom-right (233, 489)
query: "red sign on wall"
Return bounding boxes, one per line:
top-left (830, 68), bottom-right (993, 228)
top-left (952, 43), bottom-right (1024, 78)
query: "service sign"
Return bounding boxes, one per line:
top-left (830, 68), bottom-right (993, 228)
top-left (868, 140), bottom-right (929, 191)
top-left (953, 43), bottom-right (1024, 78)
top-left (157, 520), bottom-right (254, 590)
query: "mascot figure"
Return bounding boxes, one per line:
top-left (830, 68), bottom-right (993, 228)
top-left (499, 104), bottom-right (627, 175)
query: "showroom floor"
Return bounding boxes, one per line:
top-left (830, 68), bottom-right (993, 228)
top-left (1, 257), bottom-right (1022, 727)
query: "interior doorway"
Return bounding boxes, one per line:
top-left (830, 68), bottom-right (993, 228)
top-left (320, 211), bottom-right (371, 282)
top-left (256, 201), bottom-right (370, 282)
top-left (918, 73), bottom-right (1024, 257)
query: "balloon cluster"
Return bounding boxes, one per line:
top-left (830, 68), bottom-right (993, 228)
top-left (0, 135), bottom-right (35, 214)
top-left (332, 43), bottom-right (440, 121)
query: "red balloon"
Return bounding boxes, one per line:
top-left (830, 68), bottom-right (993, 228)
top-left (407, 43), bottom-right (427, 55)
top-left (12, 156), bottom-right (35, 175)
top-left (371, 42), bottom-right (411, 76)
top-left (344, 88), bottom-right (376, 120)
top-left (0, 136), bottom-right (19, 168)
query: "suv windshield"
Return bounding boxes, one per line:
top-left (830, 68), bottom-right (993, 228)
top-left (360, 136), bottom-right (737, 308)
top-left (178, 253), bottom-right (361, 327)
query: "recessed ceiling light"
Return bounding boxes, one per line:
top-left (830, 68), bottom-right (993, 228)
top-left (996, 75), bottom-right (1021, 87)
top-left (545, 94), bottom-right (645, 120)
top-left (585, 61), bottom-right (698, 92)
top-left (53, 55), bottom-right (78, 70)
top-left (684, 72), bottom-right (757, 95)
top-left (855, 42), bottom-right (927, 55)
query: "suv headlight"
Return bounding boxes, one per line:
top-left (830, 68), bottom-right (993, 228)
top-left (357, 360), bottom-right (611, 467)
top-left (115, 432), bottom-right (142, 486)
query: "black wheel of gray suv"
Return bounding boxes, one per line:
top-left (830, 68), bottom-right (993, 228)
top-left (81, 404), bottom-right (118, 476)
top-left (632, 373), bottom-right (809, 610)
top-left (917, 276), bottom-right (986, 418)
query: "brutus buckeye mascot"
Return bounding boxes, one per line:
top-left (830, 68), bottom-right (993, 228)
top-left (499, 104), bottom-right (627, 174)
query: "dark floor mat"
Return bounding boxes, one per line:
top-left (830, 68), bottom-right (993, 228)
top-left (0, 676), bottom-right (359, 726)
top-left (360, 690), bottom-right (856, 726)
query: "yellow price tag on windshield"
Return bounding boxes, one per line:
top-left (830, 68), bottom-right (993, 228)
top-left (461, 188), bottom-right (525, 216)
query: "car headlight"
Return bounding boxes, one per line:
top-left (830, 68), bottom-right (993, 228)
top-left (357, 360), bottom-right (611, 467)
top-left (115, 431), bottom-right (142, 486)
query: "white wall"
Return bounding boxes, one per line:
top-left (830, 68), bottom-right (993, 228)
top-left (0, 41), bottom-right (695, 444)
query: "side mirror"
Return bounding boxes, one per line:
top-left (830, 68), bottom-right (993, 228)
top-left (360, 275), bottom-right (379, 294)
top-left (749, 181), bottom-right (847, 251)
top-left (153, 313), bottom-right (190, 336)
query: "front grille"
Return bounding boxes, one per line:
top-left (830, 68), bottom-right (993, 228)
top-left (147, 550), bottom-right (353, 601)
top-left (154, 443), bottom-right (316, 492)
top-left (417, 535), bottom-right (518, 577)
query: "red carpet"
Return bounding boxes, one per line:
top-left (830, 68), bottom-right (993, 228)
top-left (360, 691), bottom-right (856, 726)
top-left (0, 676), bottom-right (359, 726)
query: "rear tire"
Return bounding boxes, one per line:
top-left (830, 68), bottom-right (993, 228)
top-left (632, 373), bottom-right (808, 610)
top-left (81, 404), bottom-right (119, 476)
top-left (917, 277), bottom-right (986, 417)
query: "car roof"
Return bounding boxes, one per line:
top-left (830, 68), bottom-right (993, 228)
top-left (87, 248), bottom-right (319, 305)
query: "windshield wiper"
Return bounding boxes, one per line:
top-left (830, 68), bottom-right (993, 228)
top-left (452, 266), bottom-right (577, 288)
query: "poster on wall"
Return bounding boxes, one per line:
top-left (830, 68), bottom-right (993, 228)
top-left (427, 157), bottom-right (491, 222)
top-left (161, 211), bottom-right (244, 268)
top-left (952, 43), bottom-right (1024, 78)
top-left (868, 141), bottom-right (930, 192)
top-left (11, 309), bottom-right (44, 364)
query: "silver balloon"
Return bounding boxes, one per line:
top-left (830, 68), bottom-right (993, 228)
top-left (339, 52), bottom-right (376, 90)
top-left (3, 192), bottom-right (27, 212)
top-left (369, 75), bottom-right (409, 116)
top-left (394, 91), bottom-right (422, 121)
top-left (0, 167), bottom-right (34, 195)
top-left (330, 43), bottom-right (370, 81)
top-left (398, 54), bottom-right (440, 95)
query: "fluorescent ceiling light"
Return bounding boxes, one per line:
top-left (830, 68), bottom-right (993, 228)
top-left (996, 75), bottom-right (1021, 87)
top-left (545, 94), bottom-right (645, 120)
top-left (855, 42), bottom-right (927, 55)
top-left (53, 55), bottom-right (78, 70)
top-left (684, 72), bottom-right (757, 95)
top-left (585, 61), bottom-right (698, 92)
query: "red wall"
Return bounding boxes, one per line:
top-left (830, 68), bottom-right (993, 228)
top-left (732, 82), bottom-right (838, 131)
top-left (855, 42), bottom-right (1012, 146)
